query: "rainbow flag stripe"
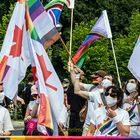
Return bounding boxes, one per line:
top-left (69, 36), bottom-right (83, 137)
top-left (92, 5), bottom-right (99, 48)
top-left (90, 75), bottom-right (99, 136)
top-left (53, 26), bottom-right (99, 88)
top-left (72, 34), bottom-right (101, 68)
top-left (27, 0), bottom-right (59, 49)
top-left (98, 118), bottom-right (112, 134)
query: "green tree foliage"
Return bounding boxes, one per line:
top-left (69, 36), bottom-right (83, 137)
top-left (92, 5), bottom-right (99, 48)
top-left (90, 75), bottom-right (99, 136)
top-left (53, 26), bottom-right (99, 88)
top-left (0, 0), bottom-right (15, 22)
top-left (0, 1), bottom-right (140, 83)
top-left (0, 4), bottom-right (14, 48)
top-left (60, 10), bottom-right (140, 83)
top-left (113, 10), bottom-right (140, 82)
top-left (60, 19), bottom-right (113, 80)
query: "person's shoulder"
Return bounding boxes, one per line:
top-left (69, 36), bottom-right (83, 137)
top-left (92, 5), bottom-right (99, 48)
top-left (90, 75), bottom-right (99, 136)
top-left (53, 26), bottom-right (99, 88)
top-left (117, 107), bottom-right (128, 114)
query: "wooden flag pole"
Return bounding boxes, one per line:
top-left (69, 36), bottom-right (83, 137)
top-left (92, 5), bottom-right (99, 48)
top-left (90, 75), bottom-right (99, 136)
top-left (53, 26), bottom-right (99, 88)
top-left (60, 35), bottom-right (75, 64)
top-left (110, 38), bottom-right (122, 89)
top-left (69, 8), bottom-right (74, 62)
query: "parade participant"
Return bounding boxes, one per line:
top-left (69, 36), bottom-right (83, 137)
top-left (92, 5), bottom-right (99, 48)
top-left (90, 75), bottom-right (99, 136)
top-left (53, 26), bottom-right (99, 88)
top-left (67, 67), bottom-right (86, 136)
top-left (24, 85), bottom-right (38, 123)
top-left (0, 81), bottom-right (14, 136)
top-left (87, 86), bottom-right (130, 136)
top-left (20, 73), bottom-right (34, 118)
top-left (79, 70), bottom-right (107, 136)
top-left (69, 62), bottom-right (114, 135)
top-left (23, 85), bottom-right (39, 135)
top-left (69, 62), bottom-right (113, 109)
top-left (123, 79), bottom-right (140, 136)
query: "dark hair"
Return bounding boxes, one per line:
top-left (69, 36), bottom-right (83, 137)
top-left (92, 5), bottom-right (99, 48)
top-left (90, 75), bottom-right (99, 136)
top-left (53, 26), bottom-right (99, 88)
top-left (105, 86), bottom-right (124, 108)
top-left (27, 73), bottom-right (34, 82)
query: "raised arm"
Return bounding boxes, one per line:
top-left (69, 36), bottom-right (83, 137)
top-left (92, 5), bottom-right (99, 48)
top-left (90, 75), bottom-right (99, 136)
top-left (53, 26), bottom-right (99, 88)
top-left (69, 62), bottom-right (90, 99)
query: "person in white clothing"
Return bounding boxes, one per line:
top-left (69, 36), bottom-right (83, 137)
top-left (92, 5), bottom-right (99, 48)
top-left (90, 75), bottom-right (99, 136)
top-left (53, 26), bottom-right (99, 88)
top-left (87, 86), bottom-right (130, 136)
top-left (0, 81), bottom-right (14, 136)
top-left (122, 78), bottom-right (140, 136)
top-left (80, 70), bottom-right (107, 136)
top-left (69, 62), bottom-right (114, 135)
top-left (69, 62), bottom-right (113, 102)
top-left (24, 85), bottom-right (38, 123)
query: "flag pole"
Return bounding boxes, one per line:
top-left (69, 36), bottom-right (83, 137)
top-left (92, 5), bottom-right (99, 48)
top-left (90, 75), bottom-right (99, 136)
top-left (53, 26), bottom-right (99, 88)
top-left (110, 38), bottom-right (122, 89)
top-left (60, 35), bottom-right (75, 64)
top-left (69, 8), bottom-right (74, 62)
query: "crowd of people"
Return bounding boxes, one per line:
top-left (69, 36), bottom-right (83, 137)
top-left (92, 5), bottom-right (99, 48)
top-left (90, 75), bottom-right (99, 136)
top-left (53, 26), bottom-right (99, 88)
top-left (0, 62), bottom-right (140, 136)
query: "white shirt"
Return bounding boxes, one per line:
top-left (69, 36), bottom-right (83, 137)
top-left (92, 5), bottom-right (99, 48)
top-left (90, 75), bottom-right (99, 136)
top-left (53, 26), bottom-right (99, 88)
top-left (90, 107), bottom-right (130, 136)
top-left (123, 94), bottom-right (140, 136)
top-left (28, 100), bottom-right (36, 111)
top-left (89, 88), bottom-right (104, 109)
top-left (59, 105), bottom-right (69, 128)
top-left (82, 84), bottom-right (95, 125)
top-left (83, 84), bottom-right (103, 125)
top-left (0, 105), bottom-right (14, 133)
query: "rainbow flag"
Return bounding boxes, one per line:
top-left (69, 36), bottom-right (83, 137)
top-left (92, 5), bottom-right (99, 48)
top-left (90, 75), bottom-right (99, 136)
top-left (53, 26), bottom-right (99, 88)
top-left (27, 0), bottom-right (60, 49)
top-left (45, 0), bottom-right (71, 26)
top-left (72, 10), bottom-right (112, 68)
top-left (98, 118), bottom-right (112, 135)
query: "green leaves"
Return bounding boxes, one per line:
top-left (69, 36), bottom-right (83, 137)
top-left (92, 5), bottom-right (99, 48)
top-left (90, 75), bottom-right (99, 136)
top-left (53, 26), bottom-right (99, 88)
top-left (60, 10), bottom-right (140, 83)
top-left (0, 4), bottom-right (15, 49)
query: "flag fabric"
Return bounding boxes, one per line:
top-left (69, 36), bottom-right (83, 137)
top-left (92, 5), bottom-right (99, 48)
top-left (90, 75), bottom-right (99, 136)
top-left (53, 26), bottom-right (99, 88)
top-left (45, 0), bottom-right (72, 26)
top-left (128, 36), bottom-right (140, 82)
top-left (0, 0), bottom-right (31, 99)
top-left (72, 10), bottom-right (112, 68)
top-left (26, 1), bottom-right (64, 134)
top-left (27, 0), bottom-right (60, 49)
top-left (68, 0), bottom-right (75, 9)
top-left (0, 0), bottom-right (64, 135)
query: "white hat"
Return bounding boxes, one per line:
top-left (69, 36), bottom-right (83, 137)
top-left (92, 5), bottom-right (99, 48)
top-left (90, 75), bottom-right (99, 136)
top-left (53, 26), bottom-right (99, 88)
top-left (31, 85), bottom-right (38, 95)
top-left (0, 92), bottom-right (4, 103)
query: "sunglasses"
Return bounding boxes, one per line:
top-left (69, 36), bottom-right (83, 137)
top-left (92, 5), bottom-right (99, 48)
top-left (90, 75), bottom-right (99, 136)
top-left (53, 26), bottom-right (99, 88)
top-left (0, 83), bottom-right (3, 85)
top-left (105, 91), bottom-right (117, 98)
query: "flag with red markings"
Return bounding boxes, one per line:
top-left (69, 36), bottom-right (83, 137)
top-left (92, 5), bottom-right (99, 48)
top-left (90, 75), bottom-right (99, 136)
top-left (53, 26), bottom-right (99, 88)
top-left (0, 0), bottom-right (31, 99)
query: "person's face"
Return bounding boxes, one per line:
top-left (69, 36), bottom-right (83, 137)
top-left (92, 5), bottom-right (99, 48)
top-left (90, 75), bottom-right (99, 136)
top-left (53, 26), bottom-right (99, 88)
top-left (32, 94), bottom-right (38, 100)
top-left (62, 82), bottom-right (69, 91)
top-left (105, 88), bottom-right (117, 107)
top-left (126, 79), bottom-right (137, 93)
top-left (103, 75), bottom-right (113, 82)
top-left (91, 74), bottom-right (103, 84)
top-left (128, 79), bottom-right (136, 84)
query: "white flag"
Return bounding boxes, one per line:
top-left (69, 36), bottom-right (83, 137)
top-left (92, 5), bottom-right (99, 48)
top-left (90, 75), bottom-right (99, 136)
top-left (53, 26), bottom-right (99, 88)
top-left (0, 1), bottom-right (30, 99)
top-left (68, 0), bottom-right (75, 9)
top-left (91, 10), bottom-right (112, 38)
top-left (128, 36), bottom-right (140, 82)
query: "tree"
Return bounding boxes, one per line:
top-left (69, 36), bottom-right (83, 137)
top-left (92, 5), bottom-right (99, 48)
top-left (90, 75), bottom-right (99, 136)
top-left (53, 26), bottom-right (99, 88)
top-left (0, 4), bottom-right (14, 48)
top-left (59, 10), bottom-right (140, 84)
top-left (113, 10), bottom-right (140, 82)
